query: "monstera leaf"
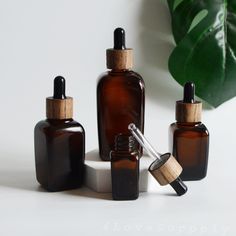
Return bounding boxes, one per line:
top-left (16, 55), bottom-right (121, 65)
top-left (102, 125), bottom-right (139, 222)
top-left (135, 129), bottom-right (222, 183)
top-left (167, 0), bottom-right (236, 107)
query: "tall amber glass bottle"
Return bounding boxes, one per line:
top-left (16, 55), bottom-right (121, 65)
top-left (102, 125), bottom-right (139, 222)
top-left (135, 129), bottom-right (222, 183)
top-left (34, 76), bottom-right (85, 191)
top-left (97, 28), bottom-right (145, 161)
top-left (110, 134), bottom-right (139, 200)
top-left (169, 82), bottom-right (209, 181)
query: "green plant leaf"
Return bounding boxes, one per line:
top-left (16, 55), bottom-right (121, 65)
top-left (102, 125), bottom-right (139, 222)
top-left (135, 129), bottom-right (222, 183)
top-left (167, 0), bottom-right (236, 107)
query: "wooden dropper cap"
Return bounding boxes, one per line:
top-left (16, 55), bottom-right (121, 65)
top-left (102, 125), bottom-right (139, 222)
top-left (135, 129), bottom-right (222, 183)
top-left (106, 28), bottom-right (133, 70)
top-left (148, 154), bottom-right (187, 196)
top-left (176, 82), bottom-right (202, 123)
top-left (46, 76), bottom-right (73, 119)
top-left (148, 153), bottom-right (183, 186)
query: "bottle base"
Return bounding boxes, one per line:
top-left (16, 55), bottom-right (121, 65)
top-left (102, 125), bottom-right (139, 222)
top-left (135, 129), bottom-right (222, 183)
top-left (180, 171), bottom-right (207, 181)
top-left (112, 194), bottom-right (139, 201)
top-left (39, 182), bottom-right (83, 192)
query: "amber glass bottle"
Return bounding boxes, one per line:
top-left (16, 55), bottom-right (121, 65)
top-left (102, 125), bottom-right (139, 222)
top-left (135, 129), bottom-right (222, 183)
top-left (169, 82), bottom-right (209, 181)
top-left (34, 76), bottom-right (85, 191)
top-left (110, 134), bottom-right (139, 200)
top-left (97, 28), bottom-right (145, 161)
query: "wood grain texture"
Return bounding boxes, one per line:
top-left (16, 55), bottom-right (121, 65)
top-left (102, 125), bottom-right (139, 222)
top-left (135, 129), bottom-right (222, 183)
top-left (46, 97), bottom-right (73, 119)
top-left (148, 153), bottom-right (182, 186)
top-left (176, 101), bottom-right (202, 123)
top-left (106, 49), bottom-right (133, 69)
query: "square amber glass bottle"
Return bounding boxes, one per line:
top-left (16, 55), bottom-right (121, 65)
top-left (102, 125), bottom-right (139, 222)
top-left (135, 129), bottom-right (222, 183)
top-left (169, 82), bottom-right (209, 181)
top-left (34, 76), bottom-right (85, 191)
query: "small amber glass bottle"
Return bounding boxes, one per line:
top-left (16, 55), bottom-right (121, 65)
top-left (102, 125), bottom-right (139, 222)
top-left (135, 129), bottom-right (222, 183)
top-left (97, 28), bottom-right (145, 161)
top-left (34, 76), bottom-right (85, 191)
top-left (169, 82), bottom-right (209, 181)
top-left (110, 134), bottom-right (139, 200)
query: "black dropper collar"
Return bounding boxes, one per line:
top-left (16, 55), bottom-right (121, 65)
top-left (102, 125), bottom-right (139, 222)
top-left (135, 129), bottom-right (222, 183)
top-left (114, 27), bottom-right (126, 50)
top-left (183, 82), bottom-right (195, 103)
top-left (170, 177), bottom-right (188, 196)
top-left (53, 76), bottom-right (66, 99)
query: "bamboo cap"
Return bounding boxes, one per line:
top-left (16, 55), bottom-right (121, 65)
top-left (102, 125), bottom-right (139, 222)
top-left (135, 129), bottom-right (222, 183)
top-left (176, 82), bottom-right (202, 123)
top-left (46, 76), bottom-right (73, 119)
top-left (46, 97), bottom-right (73, 119)
top-left (148, 153), bottom-right (183, 186)
top-left (176, 101), bottom-right (202, 123)
top-left (106, 49), bottom-right (133, 69)
top-left (106, 27), bottom-right (133, 70)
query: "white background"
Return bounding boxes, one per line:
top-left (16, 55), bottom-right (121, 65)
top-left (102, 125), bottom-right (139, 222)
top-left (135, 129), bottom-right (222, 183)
top-left (0, 0), bottom-right (235, 235)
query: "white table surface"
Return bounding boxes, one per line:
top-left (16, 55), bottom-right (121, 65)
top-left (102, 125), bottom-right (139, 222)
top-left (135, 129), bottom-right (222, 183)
top-left (1, 100), bottom-right (235, 236)
top-left (0, 0), bottom-right (235, 235)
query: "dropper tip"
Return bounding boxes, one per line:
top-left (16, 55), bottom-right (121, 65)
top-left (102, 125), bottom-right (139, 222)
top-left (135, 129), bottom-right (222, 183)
top-left (170, 177), bottom-right (188, 196)
top-left (53, 76), bottom-right (66, 99)
top-left (183, 81), bottom-right (195, 103)
top-left (128, 123), bottom-right (136, 131)
top-left (114, 27), bottom-right (126, 50)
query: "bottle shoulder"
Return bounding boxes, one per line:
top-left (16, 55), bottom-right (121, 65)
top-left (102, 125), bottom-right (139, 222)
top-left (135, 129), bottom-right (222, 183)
top-left (34, 119), bottom-right (85, 134)
top-left (97, 70), bottom-right (145, 88)
top-left (110, 150), bottom-right (140, 160)
top-left (35, 120), bottom-right (50, 129)
top-left (170, 122), bottom-right (209, 135)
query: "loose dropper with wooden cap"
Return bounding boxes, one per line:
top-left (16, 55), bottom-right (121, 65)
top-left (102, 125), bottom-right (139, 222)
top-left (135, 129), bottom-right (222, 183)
top-left (169, 82), bottom-right (209, 181)
top-left (34, 76), bottom-right (85, 191)
top-left (129, 123), bottom-right (187, 196)
top-left (97, 27), bottom-right (145, 161)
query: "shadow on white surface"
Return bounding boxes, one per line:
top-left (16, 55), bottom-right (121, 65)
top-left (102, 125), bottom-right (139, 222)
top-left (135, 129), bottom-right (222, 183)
top-left (0, 151), bottom-right (181, 199)
top-left (0, 151), bottom-right (40, 191)
top-left (0, 164), bottom-right (113, 199)
top-left (0, 151), bottom-right (113, 199)
top-left (0, 168), bottom-right (41, 191)
top-left (137, 0), bottom-right (213, 110)
top-left (137, 0), bottom-right (182, 108)
top-left (63, 186), bottom-right (113, 200)
top-left (150, 191), bottom-right (178, 197)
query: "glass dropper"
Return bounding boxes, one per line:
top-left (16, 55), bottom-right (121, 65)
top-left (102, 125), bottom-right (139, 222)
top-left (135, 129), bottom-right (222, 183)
top-left (128, 123), bottom-right (162, 160)
top-left (128, 123), bottom-right (188, 196)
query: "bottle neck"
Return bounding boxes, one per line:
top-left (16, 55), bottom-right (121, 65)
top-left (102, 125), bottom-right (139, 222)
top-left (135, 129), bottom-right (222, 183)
top-left (176, 121), bottom-right (202, 127)
top-left (114, 134), bottom-right (137, 152)
top-left (46, 118), bottom-right (73, 124)
top-left (109, 68), bottom-right (131, 73)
